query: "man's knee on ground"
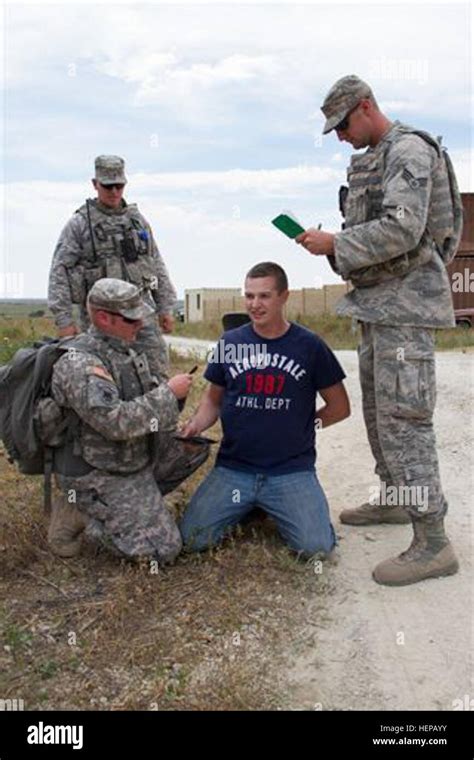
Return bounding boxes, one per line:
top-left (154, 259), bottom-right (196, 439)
top-left (180, 522), bottom-right (216, 553)
top-left (286, 533), bottom-right (335, 558)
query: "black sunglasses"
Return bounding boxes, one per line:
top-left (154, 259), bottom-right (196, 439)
top-left (334, 103), bottom-right (360, 132)
top-left (99, 182), bottom-right (125, 191)
top-left (103, 310), bottom-right (141, 324)
top-left (120, 314), bottom-right (141, 324)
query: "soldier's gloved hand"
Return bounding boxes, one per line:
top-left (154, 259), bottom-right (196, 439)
top-left (159, 313), bottom-right (175, 333)
top-left (167, 372), bottom-right (193, 400)
top-left (58, 324), bottom-right (80, 338)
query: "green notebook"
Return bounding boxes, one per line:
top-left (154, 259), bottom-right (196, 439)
top-left (271, 211), bottom-right (306, 239)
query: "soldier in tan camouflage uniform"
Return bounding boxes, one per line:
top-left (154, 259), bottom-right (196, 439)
top-left (296, 75), bottom-right (460, 586)
top-left (48, 278), bottom-right (198, 562)
top-left (48, 155), bottom-right (176, 380)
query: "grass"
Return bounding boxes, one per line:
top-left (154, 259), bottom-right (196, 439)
top-left (0, 453), bottom-right (330, 710)
top-left (1, 308), bottom-right (472, 365)
top-left (0, 310), bottom-right (469, 711)
top-left (0, 323), bottom-right (332, 710)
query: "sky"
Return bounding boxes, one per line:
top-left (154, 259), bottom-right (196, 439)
top-left (1, 0), bottom-right (472, 299)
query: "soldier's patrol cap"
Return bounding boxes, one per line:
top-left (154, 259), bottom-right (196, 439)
top-left (94, 155), bottom-right (127, 185)
top-left (87, 278), bottom-right (154, 320)
top-left (321, 75), bottom-right (374, 134)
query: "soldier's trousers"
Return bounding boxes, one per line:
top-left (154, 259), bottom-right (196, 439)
top-left (358, 322), bottom-right (447, 520)
top-left (56, 465), bottom-right (182, 563)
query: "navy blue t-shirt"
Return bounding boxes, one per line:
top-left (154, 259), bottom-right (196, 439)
top-left (204, 322), bottom-right (345, 475)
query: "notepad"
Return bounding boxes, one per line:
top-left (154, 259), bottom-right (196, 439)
top-left (271, 210), bottom-right (306, 239)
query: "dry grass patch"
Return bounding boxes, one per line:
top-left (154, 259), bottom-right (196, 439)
top-left (0, 350), bottom-right (334, 711)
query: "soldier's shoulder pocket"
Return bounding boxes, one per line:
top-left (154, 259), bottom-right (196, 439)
top-left (86, 366), bottom-right (119, 408)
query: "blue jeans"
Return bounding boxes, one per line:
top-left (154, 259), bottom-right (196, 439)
top-left (180, 466), bottom-right (336, 556)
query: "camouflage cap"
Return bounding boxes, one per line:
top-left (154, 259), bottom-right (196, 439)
top-left (321, 75), bottom-right (373, 134)
top-left (94, 155), bottom-right (127, 185)
top-left (87, 278), bottom-right (154, 320)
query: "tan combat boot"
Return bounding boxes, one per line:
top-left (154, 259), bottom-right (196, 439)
top-left (372, 518), bottom-right (459, 586)
top-left (339, 501), bottom-right (410, 525)
top-left (48, 496), bottom-right (88, 558)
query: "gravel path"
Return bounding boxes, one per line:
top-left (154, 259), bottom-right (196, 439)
top-left (286, 350), bottom-right (473, 711)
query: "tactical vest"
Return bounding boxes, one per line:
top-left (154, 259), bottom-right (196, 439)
top-left (55, 332), bottom-right (157, 475)
top-left (338, 122), bottom-right (462, 288)
top-left (67, 200), bottom-right (159, 307)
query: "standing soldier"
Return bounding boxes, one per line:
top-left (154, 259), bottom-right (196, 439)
top-left (48, 155), bottom-right (176, 379)
top-left (296, 75), bottom-right (462, 586)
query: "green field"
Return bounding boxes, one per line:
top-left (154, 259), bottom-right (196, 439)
top-left (0, 300), bottom-right (51, 317)
top-left (1, 305), bottom-right (473, 368)
top-left (174, 314), bottom-right (474, 351)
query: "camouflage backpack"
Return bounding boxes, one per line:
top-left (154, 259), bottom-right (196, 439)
top-left (392, 126), bottom-right (464, 265)
top-left (0, 338), bottom-right (90, 512)
top-left (0, 337), bottom-right (211, 513)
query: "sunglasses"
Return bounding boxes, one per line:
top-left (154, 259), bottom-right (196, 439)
top-left (103, 310), bottom-right (141, 325)
top-left (334, 103), bottom-right (360, 132)
top-left (120, 314), bottom-right (141, 325)
top-left (99, 182), bottom-right (125, 191)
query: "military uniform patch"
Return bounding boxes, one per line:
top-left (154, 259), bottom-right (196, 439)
top-left (402, 168), bottom-right (428, 189)
top-left (87, 365), bottom-right (115, 383)
top-left (86, 375), bottom-right (119, 408)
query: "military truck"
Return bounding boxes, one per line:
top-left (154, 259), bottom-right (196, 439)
top-left (447, 193), bottom-right (474, 327)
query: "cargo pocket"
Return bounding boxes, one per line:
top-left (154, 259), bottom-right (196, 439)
top-left (345, 155), bottom-right (382, 227)
top-left (394, 357), bottom-right (436, 420)
top-left (67, 265), bottom-right (87, 304)
top-left (366, 188), bottom-right (384, 221)
top-left (344, 185), bottom-right (368, 227)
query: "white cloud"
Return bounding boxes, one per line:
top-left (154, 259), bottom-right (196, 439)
top-left (449, 149), bottom-right (474, 194)
top-left (5, 4), bottom-right (471, 125)
top-left (3, 2), bottom-right (471, 298)
top-left (132, 165), bottom-right (345, 196)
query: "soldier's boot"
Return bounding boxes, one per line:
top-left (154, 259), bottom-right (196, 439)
top-left (372, 518), bottom-right (459, 586)
top-left (48, 497), bottom-right (88, 558)
top-left (339, 501), bottom-right (411, 525)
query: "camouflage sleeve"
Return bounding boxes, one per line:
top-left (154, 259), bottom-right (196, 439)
top-left (140, 214), bottom-right (177, 314)
top-left (48, 215), bottom-right (85, 329)
top-left (333, 136), bottom-right (436, 277)
top-left (52, 351), bottom-right (179, 440)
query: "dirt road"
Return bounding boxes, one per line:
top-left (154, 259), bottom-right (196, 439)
top-left (167, 338), bottom-right (473, 711)
top-left (286, 349), bottom-right (473, 711)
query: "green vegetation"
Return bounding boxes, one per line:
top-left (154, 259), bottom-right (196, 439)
top-left (0, 317), bottom-right (56, 364)
top-left (0, 300), bottom-right (51, 318)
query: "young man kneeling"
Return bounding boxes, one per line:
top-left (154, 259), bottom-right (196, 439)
top-left (180, 262), bottom-right (350, 557)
